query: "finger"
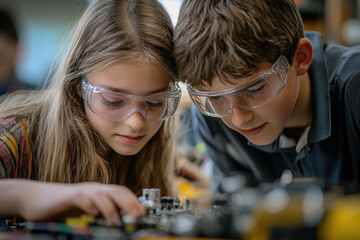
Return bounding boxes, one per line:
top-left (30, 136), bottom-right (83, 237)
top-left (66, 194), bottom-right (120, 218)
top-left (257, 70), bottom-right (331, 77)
top-left (91, 193), bottom-right (121, 225)
top-left (109, 186), bottom-right (145, 218)
top-left (73, 195), bottom-right (100, 217)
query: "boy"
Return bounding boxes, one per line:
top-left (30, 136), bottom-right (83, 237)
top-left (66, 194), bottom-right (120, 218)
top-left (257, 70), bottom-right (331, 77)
top-left (173, 0), bottom-right (360, 192)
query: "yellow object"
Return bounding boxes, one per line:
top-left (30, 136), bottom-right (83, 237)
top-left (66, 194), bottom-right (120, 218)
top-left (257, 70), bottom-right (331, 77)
top-left (65, 214), bottom-right (95, 227)
top-left (80, 214), bottom-right (95, 223)
top-left (242, 196), bottom-right (304, 240)
top-left (317, 194), bottom-right (360, 240)
top-left (140, 237), bottom-right (226, 240)
top-left (124, 224), bottom-right (136, 232)
top-left (176, 179), bottom-right (208, 204)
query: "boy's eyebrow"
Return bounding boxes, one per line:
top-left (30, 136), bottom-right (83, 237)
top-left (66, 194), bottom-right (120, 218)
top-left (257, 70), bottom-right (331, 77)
top-left (199, 63), bottom-right (278, 91)
top-left (195, 72), bottom-right (271, 92)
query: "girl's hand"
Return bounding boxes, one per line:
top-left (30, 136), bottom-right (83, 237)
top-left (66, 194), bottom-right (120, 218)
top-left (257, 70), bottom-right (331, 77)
top-left (0, 180), bottom-right (145, 225)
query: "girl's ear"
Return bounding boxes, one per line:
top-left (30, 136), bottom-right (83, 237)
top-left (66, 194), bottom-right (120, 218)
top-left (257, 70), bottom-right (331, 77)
top-left (293, 38), bottom-right (313, 76)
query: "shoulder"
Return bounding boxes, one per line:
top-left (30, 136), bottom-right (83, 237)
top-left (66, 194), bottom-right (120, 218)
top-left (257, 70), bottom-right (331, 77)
top-left (305, 31), bottom-right (360, 84)
top-left (0, 118), bottom-right (30, 136)
top-left (324, 44), bottom-right (360, 84)
top-left (343, 71), bottom-right (360, 121)
top-left (323, 44), bottom-right (360, 110)
top-left (0, 117), bottom-right (32, 178)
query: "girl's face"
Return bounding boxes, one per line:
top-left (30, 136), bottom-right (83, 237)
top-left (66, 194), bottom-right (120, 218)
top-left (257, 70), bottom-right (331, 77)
top-left (84, 60), bottom-right (172, 156)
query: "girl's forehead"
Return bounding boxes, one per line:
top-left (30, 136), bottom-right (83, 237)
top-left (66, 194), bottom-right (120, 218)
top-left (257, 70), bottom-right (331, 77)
top-left (87, 61), bottom-right (172, 95)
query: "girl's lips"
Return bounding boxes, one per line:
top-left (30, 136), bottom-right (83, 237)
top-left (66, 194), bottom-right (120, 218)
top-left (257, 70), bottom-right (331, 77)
top-left (239, 123), bottom-right (266, 136)
top-left (117, 135), bottom-right (145, 144)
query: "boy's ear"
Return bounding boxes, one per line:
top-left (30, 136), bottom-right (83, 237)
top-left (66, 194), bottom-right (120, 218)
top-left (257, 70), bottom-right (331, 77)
top-left (293, 38), bottom-right (313, 75)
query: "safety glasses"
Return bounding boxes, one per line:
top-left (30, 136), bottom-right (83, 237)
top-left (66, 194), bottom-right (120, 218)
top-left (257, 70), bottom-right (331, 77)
top-left (82, 79), bottom-right (181, 122)
top-left (187, 55), bottom-right (290, 117)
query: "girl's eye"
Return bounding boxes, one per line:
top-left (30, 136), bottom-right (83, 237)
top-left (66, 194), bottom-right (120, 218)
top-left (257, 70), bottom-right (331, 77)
top-left (101, 96), bottom-right (126, 107)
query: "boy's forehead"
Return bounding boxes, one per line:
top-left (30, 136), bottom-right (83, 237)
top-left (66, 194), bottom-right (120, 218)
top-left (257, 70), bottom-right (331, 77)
top-left (196, 76), bottom-right (240, 92)
top-left (195, 61), bottom-right (273, 92)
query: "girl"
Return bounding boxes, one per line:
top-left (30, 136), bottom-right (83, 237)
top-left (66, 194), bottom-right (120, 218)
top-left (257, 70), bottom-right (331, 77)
top-left (0, 0), bottom-right (180, 225)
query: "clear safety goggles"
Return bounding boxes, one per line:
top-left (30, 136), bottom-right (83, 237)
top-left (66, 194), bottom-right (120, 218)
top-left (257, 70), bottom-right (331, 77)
top-left (187, 55), bottom-right (290, 118)
top-left (82, 79), bottom-right (181, 122)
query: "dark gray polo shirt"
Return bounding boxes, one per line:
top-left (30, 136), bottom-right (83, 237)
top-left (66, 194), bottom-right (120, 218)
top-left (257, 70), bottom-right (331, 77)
top-left (192, 32), bottom-right (360, 192)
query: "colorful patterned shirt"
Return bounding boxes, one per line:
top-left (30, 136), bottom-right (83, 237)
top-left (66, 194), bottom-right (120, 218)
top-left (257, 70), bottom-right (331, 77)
top-left (0, 118), bottom-right (32, 179)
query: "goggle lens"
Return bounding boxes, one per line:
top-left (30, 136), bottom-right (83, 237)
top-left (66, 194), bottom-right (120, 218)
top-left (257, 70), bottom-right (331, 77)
top-left (82, 80), bottom-right (181, 122)
top-left (187, 55), bottom-right (289, 117)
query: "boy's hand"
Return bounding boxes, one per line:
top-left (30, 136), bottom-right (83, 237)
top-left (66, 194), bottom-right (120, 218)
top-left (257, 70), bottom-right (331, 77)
top-left (175, 157), bottom-right (209, 188)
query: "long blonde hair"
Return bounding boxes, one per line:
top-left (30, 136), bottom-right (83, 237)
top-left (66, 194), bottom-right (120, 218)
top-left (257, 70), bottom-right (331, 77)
top-left (0, 0), bottom-right (177, 196)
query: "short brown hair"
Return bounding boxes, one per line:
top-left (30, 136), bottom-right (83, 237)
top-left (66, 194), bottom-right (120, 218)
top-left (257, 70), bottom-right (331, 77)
top-left (174, 0), bottom-right (304, 87)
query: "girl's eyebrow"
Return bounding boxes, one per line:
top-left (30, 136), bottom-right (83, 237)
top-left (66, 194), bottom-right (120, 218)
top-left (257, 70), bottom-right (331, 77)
top-left (100, 84), bottom-right (170, 95)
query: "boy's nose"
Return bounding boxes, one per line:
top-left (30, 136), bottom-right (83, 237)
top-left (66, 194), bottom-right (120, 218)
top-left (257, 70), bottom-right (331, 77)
top-left (229, 105), bottom-right (253, 128)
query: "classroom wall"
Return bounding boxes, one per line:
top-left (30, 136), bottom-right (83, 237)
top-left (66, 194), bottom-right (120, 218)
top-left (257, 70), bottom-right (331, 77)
top-left (0, 0), bottom-right (88, 87)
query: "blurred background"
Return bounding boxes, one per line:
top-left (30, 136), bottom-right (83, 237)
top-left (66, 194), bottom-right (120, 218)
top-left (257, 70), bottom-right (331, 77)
top-left (0, 0), bottom-right (88, 88)
top-left (0, 0), bottom-right (182, 88)
top-left (0, 0), bottom-right (359, 90)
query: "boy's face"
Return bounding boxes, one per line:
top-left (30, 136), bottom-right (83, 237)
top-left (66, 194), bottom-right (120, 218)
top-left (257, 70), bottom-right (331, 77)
top-left (201, 60), bottom-right (299, 146)
top-left (84, 60), bottom-right (172, 156)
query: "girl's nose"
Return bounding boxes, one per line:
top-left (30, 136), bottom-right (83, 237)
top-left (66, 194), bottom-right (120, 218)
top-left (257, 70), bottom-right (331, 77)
top-left (124, 111), bottom-right (147, 130)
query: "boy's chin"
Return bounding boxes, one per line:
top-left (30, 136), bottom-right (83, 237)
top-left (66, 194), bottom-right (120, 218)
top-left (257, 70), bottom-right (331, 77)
top-left (246, 135), bottom-right (279, 146)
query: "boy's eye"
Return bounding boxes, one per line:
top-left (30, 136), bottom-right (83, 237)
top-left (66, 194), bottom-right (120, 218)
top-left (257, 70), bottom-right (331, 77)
top-left (209, 96), bottom-right (222, 102)
top-left (208, 96), bottom-right (226, 109)
top-left (247, 86), bottom-right (264, 95)
top-left (244, 81), bottom-right (267, 97)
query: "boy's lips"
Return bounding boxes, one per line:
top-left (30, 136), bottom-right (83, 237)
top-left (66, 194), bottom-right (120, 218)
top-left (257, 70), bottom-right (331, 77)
top-left (239, 123), bottom-right (267, 136)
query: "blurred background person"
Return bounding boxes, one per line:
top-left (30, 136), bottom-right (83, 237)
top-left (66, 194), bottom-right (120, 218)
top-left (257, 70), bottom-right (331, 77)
top-left (0, 8), bottom-right (32, 95)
